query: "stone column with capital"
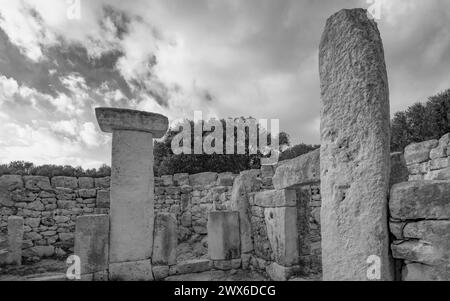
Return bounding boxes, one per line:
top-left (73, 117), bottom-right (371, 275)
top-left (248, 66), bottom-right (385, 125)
top-left (96, 107), bottom-right (168, 281)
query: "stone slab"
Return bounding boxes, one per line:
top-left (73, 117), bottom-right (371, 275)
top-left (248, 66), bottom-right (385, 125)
top-left (207, 211), bottom-right (240, 260)
top-left (95, 107), bottom-right (169, 138)
top-left (7, 216), bottom-right (24, 265)
top-left (152, 213), bottom-right (177, 265)
top-left (254, 189), bottom-right (296, 208)
top-left (74, 214), bottom-right (109, 274)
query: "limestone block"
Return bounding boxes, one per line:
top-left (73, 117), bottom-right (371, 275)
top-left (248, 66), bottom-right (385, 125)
top-left (266, 262), bottom-right (300, 281)
top-left (94, 177), bottom-right (110, 188)
top-left (51, 176), bottom-right (78, 189)
top-left (161, 175), bottom-right (174, 186)
top-left (264, 207), bottom-right (298, 266)
top-left (95, 107), bottom-right (169, 138)
top-left (0, 175), bottom-right (24, 191)
top-left (389, 222), bottom-right (405, 240)
top-left (78, 177), bottom-right (94, 189)
top-left (207, 211), bottom-right (240, 260)
top-left (173, 259), bottom-right (211, 275)
top-left (230, 170), bottom-right (261, 253)
top-left (260, 164), bottom-right (275, 179)
top-left (254, 189), bottom-right (296, 208)
top-left (430, 145), bottom-right (447, 160)
top-left (390, 152), bottom-right (409, 187)
top-left (23, 246), bottom-right (54, 258)
top-left (7, 216), bottom-right (24, 265)
top-left (217, 172), bottom-right (234, 186)
top-left (407, 162), bottom-right (430, 175)
top-left (109, 260), bottom-right (153, 281)
top-left (173, 173), bottom-right (189, 186)
top-left (23, 176), bottom-right (52, 191)
top-left (273, 149), bottom-right (320, 190)
top-left (430, 157), bottom-right (450, 171)
top-left (78, 189), bottom-right (97, 198)
top-left (319, 9), bottom-right (392, 281)
top-left (74, 214), bottom-right (109, 274)
top-left (402, 263), bottom-right (450, 281)
top-left (96, 190), bottom-right (110, 208)
top-left (152, 213), bottom-right (177, 265)
top-left (390, 181), bottom-right (450, 220)
top-left (404, 140), bottom-right (438, 165)
top-left (189, 172), bottom-right (218, 186)
top-left (153, 265), bottom-right (169, 280)
top-left (391, 240), bottom-right (444, 266)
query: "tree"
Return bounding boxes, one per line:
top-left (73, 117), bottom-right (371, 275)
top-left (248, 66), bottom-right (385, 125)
top-left (391, 89), bottom-right (450, 151)
top-left (154, 117), bottom-right (289, 176)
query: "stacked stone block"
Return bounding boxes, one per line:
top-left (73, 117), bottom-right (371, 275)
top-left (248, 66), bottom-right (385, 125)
top-left (0, 175), bottom-right (110, 262)
top-left (404, 133), bottom-right (450, 181)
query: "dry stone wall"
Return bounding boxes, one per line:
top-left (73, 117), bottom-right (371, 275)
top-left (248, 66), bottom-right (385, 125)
top-left (0, 175), bottom-right (110, 262)
top-left (389, 133), bottom-right (450, 281)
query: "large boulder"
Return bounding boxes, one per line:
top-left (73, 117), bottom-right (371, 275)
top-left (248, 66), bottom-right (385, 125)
top-left (273, 149), bottom-right (320, 190)
top-left (390, 181), bottom-right (450, 220)
top-left (404, 140), bottom-right (438, 165)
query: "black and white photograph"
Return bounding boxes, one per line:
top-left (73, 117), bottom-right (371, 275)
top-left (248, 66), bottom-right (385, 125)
top-left (0, 0), bottom-right (449, 288)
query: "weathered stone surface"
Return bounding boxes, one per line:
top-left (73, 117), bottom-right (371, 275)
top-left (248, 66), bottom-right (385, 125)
top-left (152, 213), bottom-right (177, 265)
top-left (189, 172), bottom-right (218, 186)
top-left (430, 157), bottom-right (450, 171)
top-left (161, 175), bottom-right (173, 186)
top-left (230, 170), bottom-right (261, 253)
top-left (6, 216), bottom-right (24, 265)
top-left (0, 175), bottom-right (24, 191)
top-left (319, 9), bottom-right (392, 280)
top-left (96, 190), bottom-right (110, 208)
top-left (273, 149), bottom-right (320, 190)
top-left (23, 246), bottom-right (54, 258)
top-left (403, 220), bottom-right (450, 243)
top-left (173, 173), bottom-right (189, 186)
top-left (402, 263), bottom-right (450, 281)
top-left (264, 207), bottom-right (298, 266)
top-left (391, 240), bottom-right (444, 266)
top-left (404, 140), bottom-right (438, 165)
top-left (78, 177), bottom-right (94, 189)
top-left (95, 107), bottom-right (169, 138)
top-left (430, 145), bottom-right (447, 160)
top-left (23, 176), bottom-right (52, 191)
top-left (152, 265), bottom-right (169, 280)
top-left (94, 177), bottom-right (110, 188)
top-left (51, 176), bottom-right (78, 189)
top-left (390, 152), bottom-right (408, 188)
top-left (254, 189), bottom-right (296, 208)
top-left (108, 130), bottom-right (155, 263)
top-left (74, 215), bottom-right (109, 274)
top-left (266, 262), bottom-right (299, 281)
top-left (390, 181), bottom-right (450, 220)
top-left (109, 260), bottom-right (153, 281)
top-left (174, 259), bottom-right (211, 275)
top-left (208, 211), bottom-right (240, 260)
top-left (217, 172), bottom-right (234, 186)
top-left (389, 222), bottom-right (405, 240)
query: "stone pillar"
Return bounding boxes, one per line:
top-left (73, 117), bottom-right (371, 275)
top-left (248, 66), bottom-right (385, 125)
top-left (74, 214), bottom-right (109, 278)
top-left (319, 9), bottom-right (392, 280)
top-left (7, 216), bottom-right (24, 265)
top-left (95, 107), bottom-right (168, 280)
top-left (208, 211), bottom-right (240, 260)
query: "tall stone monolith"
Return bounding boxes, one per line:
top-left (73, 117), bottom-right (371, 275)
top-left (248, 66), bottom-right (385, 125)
top-left (96, 107), bottom-right (168, 280)
top-left (319, 9), bottom-right (392, 281)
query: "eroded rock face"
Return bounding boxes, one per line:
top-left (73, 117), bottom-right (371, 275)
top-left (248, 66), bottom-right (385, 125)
top-left (152, 213), bottom-right (177, 265)
top-left (319, 9), bottom-right (392, 280)
top-left (390, 181), bottom-right (450, 220)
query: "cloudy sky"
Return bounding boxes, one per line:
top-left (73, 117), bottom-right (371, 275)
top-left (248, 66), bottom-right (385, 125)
top-left (0, 0), bottom-right (449, 168)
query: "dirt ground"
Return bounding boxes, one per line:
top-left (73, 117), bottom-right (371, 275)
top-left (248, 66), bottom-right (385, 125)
top-left (0, 259), bottom-right (270, 281)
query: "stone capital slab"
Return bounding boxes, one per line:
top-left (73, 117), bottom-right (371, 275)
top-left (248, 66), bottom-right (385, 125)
top-left (95, 107), bottom-right (168, 138)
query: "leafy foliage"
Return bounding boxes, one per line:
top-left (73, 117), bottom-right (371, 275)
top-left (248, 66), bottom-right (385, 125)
top-left (391, 89), bottom-right (450, 151)
top-left (0, 161), bottom-right (111, 178)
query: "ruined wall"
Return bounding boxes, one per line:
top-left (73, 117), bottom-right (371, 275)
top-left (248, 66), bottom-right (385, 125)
top-left (389, 133), bottom-right (450, 281)
top-left (404, 134), bottom-right (450, 181)
top-left (0, 175), bottom-right (110, 262)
